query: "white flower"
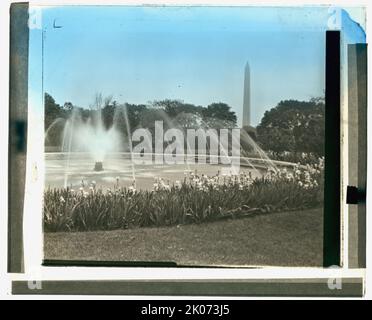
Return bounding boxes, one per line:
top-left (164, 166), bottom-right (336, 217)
top-left (128, 186), bottom-right (136, 194)
top-left (59, 196), bottom-right (65, 203)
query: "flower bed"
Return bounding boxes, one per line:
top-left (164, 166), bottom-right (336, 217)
top-left (44, 159), bottom-right (324, 232)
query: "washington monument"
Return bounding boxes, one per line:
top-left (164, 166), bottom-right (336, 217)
top-left (242, 62), bottom-right (251, 127)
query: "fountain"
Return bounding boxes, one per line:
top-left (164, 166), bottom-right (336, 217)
top-left (45, 97), bottom-right (132, 187)
top-left (45, 97), bottom-right (282, 191)
top-left (94, 161), bottom-right (104, 171)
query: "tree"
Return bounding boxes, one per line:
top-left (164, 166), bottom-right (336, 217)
top-left (101, 103), bottom-right (116, 130)
top-left (202, 103), bottom-right (237, 128)
top-left (124, 103), bottom-right (148, 131)
top-left (153, 99), bottom-right (183, 118)
top-left (45, 93), bottom-right (66, 146)
top-left (175, 112), bottom-right (201, 129)
top-left (256, 99), bottom-right (325, 156)
top-left (45, 93), bottom-right (63, 128)
top-left (63, 102), bottom-right (73, 111)
top-left (152, 99), bottom-right (204, 119)
top-left (139, 108), bottom-right (169, 132)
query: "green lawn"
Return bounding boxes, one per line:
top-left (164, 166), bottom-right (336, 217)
top-left (44, 207), bottom-right (323, 267)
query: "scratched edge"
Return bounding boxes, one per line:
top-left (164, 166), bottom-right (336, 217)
top-left (8, 2), bottom-right (29, 273)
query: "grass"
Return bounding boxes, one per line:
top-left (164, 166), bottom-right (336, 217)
top-left (44, 207), bottom-right (323, 266)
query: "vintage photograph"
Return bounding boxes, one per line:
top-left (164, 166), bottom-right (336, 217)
top-left (36, 6), bottom-right (329, 266)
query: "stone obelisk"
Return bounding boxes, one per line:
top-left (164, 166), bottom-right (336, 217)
top-left (242, 62), bottom-right (251, 127)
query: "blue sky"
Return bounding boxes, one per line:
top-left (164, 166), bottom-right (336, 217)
top-left (29, 6), bottom-right (351, 126)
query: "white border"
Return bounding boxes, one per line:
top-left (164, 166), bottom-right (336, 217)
top-left (0, 0), bottom-right (370, 300)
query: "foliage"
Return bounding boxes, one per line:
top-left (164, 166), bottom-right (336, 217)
top-left (44, 94), bottom-right (238, 147)
top-left (44, 159), bottom-right (324, 232)
top-left (202, 103), bottom-right (237, 128)
top-left (256, 98), bottom-right (325, 156)
top-left (153, 99), bottom-right (203, 119)
top-left (44, 93), bottom-right (67, 146)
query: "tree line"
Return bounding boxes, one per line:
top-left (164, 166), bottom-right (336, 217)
top-left (45, 93), bottom-right (238, 146)
top-left (45, 93), bottom-right (324, 157)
